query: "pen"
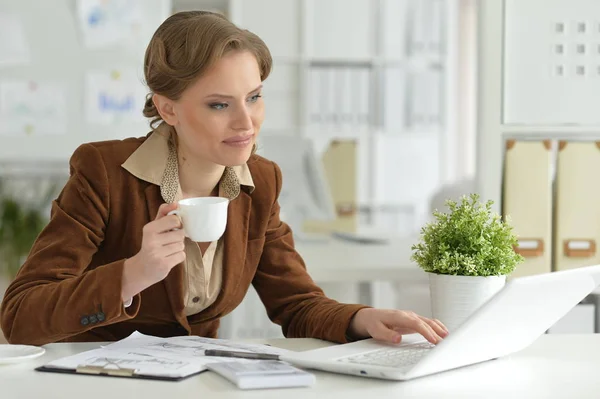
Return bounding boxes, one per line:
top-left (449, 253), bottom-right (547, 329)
top-left (204, 349), bottom-right (281, 361)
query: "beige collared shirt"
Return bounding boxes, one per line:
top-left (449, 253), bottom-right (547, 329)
top-left (122, 124), bottom-right (255, 316)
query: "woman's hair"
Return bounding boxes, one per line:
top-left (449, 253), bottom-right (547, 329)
top-left (143, 11), bottom-right (273, 128)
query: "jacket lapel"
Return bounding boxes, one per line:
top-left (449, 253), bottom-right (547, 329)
top-left (144, 183), bottom-right (188, 329)
top-left (209, 189), bottom-right (252, 312)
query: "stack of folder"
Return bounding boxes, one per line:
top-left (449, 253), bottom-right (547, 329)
top-left (503, 140), bottom-right (600, 278)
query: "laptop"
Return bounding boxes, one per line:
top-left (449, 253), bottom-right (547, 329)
top-left (281, 265), bottom-right (600, 381)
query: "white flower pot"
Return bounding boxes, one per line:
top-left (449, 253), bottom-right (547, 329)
top-left (428, 272), bottom-right (506, 332)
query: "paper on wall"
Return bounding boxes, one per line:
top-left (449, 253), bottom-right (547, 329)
top-left (0, 13), bottom-right (30, 67)
top-left (76, 0), bottom-right (145, 48)
top-left (0, 81), bottom-right (67, 136)
top-left (85, 69), bottom-right (147, 125)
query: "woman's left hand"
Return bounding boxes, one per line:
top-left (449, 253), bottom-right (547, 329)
top-left (348, 308), bottom-right (449, 344)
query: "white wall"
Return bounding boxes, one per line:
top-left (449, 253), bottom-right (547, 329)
top-left (0, 0), bottom-right (478, 340)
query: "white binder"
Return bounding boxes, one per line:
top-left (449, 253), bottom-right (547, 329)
top-left (555, 141), bottom-right (600, 271)
top-left (502, 140), bottom-right (552, 278)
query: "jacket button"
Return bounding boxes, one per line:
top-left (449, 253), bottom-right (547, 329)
top-left (88, 314), bottom-right (98, 324)
top-left (80, 316), bottom-right (89, 326)
top-left (97, 312), bottom-right (105, 322)
top-left (192, 296), bottom-right (200, 303)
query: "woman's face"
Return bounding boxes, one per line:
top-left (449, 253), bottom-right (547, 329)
top-left (160, 50), bottom-right (264, 167)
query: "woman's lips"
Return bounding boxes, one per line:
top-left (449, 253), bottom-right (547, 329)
top-left (223, 134), bottom-right (253, 147)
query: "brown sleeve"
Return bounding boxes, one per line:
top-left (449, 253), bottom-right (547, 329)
top-left (0, 144), bottom-right (141, 345)
top-left (251, 161), bottom-right (370, 344)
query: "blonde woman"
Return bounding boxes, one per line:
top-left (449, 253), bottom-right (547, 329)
top-left (0, 11), bottom-right (447, 346)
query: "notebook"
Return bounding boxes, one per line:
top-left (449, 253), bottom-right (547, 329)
top-left (207, 360), bottom-right (316, 389)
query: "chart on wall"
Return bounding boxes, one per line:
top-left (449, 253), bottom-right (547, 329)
top-left (76, 0), bottom-right (145, 48)
top-left (0, 81), bottom-right (67, 136)
top-left (84, 69), bottom-right (147, 125)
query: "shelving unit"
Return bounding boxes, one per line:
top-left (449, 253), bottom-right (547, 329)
top-left (477, 0), bottom-right (600, 334)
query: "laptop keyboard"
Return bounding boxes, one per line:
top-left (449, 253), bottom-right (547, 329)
top-left (337, 342), bottom-right (435, 369)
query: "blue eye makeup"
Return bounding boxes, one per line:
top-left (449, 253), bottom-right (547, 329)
top-left (207, 93), bottom-right (262, 110)
top-left (248, 93), bottom-right (262, 103)
top-left (209, 103), bottom-right (228, 110)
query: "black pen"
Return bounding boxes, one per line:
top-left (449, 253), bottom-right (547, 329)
top-left (204, 349), bottom-right (281, 361)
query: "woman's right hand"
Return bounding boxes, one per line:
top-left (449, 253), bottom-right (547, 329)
top-left (121, 203), bottom-right (186, 302)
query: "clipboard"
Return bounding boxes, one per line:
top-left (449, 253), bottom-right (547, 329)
top-left (35, 364), bottom-right (207, 382)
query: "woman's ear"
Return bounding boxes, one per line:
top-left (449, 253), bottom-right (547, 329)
top-left (153, 94), bottom-right (178, 126)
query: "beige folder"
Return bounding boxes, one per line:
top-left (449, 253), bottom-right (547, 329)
top-left (555, 141), bottom-right (600, 271)
top-left (502, 140), bottom-right (552, 278)
top-left (304, 140), bottom-right (357, 233)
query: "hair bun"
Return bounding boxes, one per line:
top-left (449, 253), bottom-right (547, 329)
top-left (143, 94), bottom-right (159, 118)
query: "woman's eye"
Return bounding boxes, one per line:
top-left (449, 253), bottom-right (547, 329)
top-left (210, 103), bottom-right (228, 110)
top-left (248, 94), bottom-right (262, 103)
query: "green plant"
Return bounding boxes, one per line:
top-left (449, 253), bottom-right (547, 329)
top-left (0, 179), bottom-right (55, 279)
top-left (411, 193), bottom-right (524, 277)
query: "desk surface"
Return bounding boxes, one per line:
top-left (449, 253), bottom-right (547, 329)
top-left (296, 236), bottom-right (425, 283)
top-left (3, 334), bottom-right (600, 398)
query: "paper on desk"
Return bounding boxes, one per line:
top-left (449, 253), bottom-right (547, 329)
top-left (45, 347), bottom-right (204, 378)
top-left (45, 331), bottom-right (290, 379)
top-left (101, 331), bottom-right (290, 365)
top-left (171, 335), bottom-right (290, 355)
top-left (104, 331), bottom-right (290, 354)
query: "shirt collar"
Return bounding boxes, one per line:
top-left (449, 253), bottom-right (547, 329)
top-left (121, 123), bottom-right (255, 203)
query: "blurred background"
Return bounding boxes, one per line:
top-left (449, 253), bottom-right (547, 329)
top-left (2, 0), bottom-right (598, 342)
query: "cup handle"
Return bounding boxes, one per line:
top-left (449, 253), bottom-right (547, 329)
top-left (167, 209), bottom-right (182, 231)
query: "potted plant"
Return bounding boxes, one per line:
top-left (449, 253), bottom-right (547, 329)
top-left (411, 193), bottom-right (524, 332)
top-left (0, 179), bottom-right (55, 286)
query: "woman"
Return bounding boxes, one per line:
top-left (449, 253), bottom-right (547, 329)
top-left (0, 11), bottom-right (447, 346)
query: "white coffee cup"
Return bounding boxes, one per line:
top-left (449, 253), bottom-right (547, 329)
top-left (167, 197), bottom-right (229, 242)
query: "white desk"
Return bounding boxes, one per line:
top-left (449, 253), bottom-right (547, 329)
top-left (296, 235), bottom-right (427, 307)
top-left (296, 235), bottom-right (425, 284)
top-left (3, 335), bottom-right (600, 398)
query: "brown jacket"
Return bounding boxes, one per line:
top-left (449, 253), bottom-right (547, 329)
top-left (0, 133), bottom-right (367, 345)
